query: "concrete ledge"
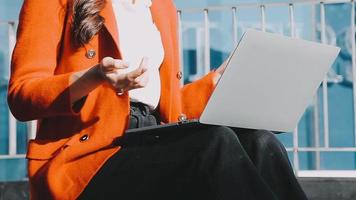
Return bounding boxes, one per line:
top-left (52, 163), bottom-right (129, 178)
top-left (299, 177), bottom-right (356, 200)
top-left (0, 181), bottom-right (29, 200)
top-left (2, 178), bottom-right (356, 200)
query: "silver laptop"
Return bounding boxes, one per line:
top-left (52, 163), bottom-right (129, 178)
top-left (126, 29), bottom-right (340, 134)
top-left (200, 29), bottom-right (340, 132)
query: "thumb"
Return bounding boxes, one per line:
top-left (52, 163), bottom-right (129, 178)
top-left (130, 57), bottom-right (149, 78)
top-left (101, 57), bottom-right (115, 67)
top-left (139, 57), bottom-right (149, 71)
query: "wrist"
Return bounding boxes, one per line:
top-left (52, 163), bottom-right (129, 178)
top-left (92, 64), bottom-right (106, 83)
top-left (213, 72), bottom-right (222, 85)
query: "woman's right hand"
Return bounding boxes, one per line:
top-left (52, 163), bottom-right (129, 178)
top-left (99, 57), bottom-right (149, 94)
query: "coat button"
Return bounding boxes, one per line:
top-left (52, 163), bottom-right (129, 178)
top-left (80, 134), bottom-right (89, 142)
top-left (178, 113), bottom-right (187, 122)
top-left (86, 49), bottom-right (96, 59)
top-left (176, 71), bottom-right (183, 80)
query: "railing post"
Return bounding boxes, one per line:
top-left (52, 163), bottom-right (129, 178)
top-left (232, 7), bottom-right (238, 46)
top-left (204, 9), bottom-right (211, 74)
top-left (260, 5), bottom-right (266, 32)
top-left (27, 121), bottom-right (37, 140)
top-left (289, 4), bottom-right (296, 38)
top-left (313, 96), bottom-right (322, 169)
top-left (320, 2), bottom-right (330, 148)
top-left (289, 3), bottom-right (300, 174)
top-left (177, 10), bottom-right (184, 85)
top-left (8, 22), bottom-right (17, 156)
top-left (350, 0), bottom-right (356, 147)
top-left (310, 3), bottom-right (322, 170)
top-left (193, 27), bottom-right (204, 81)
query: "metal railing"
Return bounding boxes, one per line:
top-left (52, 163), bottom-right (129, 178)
top-left (0, 21), bottom-right (36, 160)
top-left (1, 0), bottom-right (356, 178)
top-left (177, 0), bottom-right (356, 177)
top-left (0, 21), bottom-right (24, 160)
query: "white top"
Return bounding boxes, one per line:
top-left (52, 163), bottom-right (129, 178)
top-left (112, 0), bottom-right (164, 110)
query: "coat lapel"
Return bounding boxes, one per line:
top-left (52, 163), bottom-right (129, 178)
top-left (100, 0), bottom-right (120, 53)
top-left (150, 0), bottom-right (179, 122)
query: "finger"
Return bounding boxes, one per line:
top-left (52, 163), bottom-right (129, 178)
top-left (113, 59), bottom-right (129, 69)
top-left (132, 82), bottom-right (145, 89)
top-left (102, 57), bottom-right (129, 68)
top-left (128, 65), bottom-right (146, 80)
top-left (129, 57), bottom-right (149, 78)
top-left (139, 56), bottom-right (149, 70)
top-left (101, 57), bottom-right (129, 72)
top-left (134, 70), bottom-right (149, 87)
top-left (101, 57), bottom-right (116, 69)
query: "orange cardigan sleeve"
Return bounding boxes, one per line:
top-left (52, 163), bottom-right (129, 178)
top-left (181, 71), bottom-right (218, 119)
top-left (7, 0), bottom-right (78, 122)
top-left (164, 0), bottom-right (218, 119)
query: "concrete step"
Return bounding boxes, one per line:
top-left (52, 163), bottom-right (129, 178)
top-left (299, 177), bottom-right (356, 200)
top-left (0, 182), bottom-right (28, 200)
top-left (1, 178), bottom-right (356, 200)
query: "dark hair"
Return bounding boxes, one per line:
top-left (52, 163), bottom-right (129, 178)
top-left (71, 0), bottom-right (106, 47)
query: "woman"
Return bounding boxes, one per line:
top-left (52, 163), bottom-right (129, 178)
top-left (8, 0), bottom-right (307, 199)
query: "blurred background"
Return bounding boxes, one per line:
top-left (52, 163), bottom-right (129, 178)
top-left (1, 0), bottom-right (356, 199)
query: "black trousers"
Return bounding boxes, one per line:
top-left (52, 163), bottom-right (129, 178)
top-left (78, 103), bottom-right (307, 200)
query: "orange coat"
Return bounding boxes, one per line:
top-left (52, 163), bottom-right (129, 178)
top-left (8, 0), bottom-right (217, 199)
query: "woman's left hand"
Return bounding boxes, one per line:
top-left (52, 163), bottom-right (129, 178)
top-left (213, 57), bottom-right (230, 84)
top-left (215, 59), bottom-right (228, 75)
